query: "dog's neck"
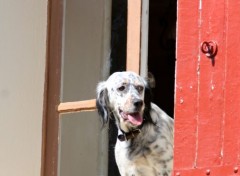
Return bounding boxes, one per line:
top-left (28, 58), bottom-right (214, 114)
top-left (117, 116), bottom-right (152, 142)
top-left (117, 129), bottom-right (141, 141)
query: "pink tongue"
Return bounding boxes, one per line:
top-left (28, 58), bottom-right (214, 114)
top-left (127, 113), bottom-right (143, 126)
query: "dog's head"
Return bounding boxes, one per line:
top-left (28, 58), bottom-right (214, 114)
top-left (96, 71), bottom-right (152, 132)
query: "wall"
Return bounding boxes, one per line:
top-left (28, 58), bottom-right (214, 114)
top-left (0, 1), bottom-right (48, 175)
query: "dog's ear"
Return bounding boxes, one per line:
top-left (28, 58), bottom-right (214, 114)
top-left (142, 77), bottom-right (154, 124)
top-left (144, 82), bottom-right (152, 111)
top-left (96, 81), bottom-right (110, 127)
top-left (146, 72), bottom-right (156, 89)
top-left (143, 73), bottom-right (154, 114)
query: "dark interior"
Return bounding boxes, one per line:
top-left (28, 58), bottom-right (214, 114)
top-left (148, 0), bottom-right (176, 118)
top-left (109, 0), bottom-right (177, 175)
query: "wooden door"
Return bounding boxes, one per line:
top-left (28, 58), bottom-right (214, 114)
top-left (174, 0), bottom-right (240, 175)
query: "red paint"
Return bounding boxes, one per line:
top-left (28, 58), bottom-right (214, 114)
top-left (174, 0), bottom-right (240, 175)
top-left (174, 0), bottom-right (199, 169)
top-left (174, 165), bottom-right (240, 176)
top-left (197, 0), bottom-right (226, 167)
top-left (223, 0), bottom-right (240, 166)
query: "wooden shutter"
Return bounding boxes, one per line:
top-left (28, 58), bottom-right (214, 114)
top-left (174, 0), bottom-right (240, 175)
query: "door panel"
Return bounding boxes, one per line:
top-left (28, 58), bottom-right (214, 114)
top-left (197, 0), bottom-right (226, 167)
top-left (174, 0), bottom-right (240, 175)
top-left (174, 0), bottom-right (199, 169)
top-left (223, 0), bottom-right (240, 166)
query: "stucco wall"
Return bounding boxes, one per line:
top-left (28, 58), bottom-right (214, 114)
top-left (0, 1), bottom-right (48, 175)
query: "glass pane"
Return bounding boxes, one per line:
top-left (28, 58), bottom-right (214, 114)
top-left (59, 0), bottom-right (111, 175)
top-left (61, 0), bottom-right (111, 102)
top-left (59, 112), bottom-right (108, 176)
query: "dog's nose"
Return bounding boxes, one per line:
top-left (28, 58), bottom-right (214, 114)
top-left (133, 99), bottom-right (143, 108)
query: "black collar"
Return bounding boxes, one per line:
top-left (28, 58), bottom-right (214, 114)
top-left (117, 129), bottom-right (141, 141)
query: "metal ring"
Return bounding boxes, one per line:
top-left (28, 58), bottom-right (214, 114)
top-left (201, 41), bottom-right (218, 58)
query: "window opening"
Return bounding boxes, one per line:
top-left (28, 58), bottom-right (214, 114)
top-left (108, 1), bottom-right (127, 175)
top-left (148, 0), bottom-right (177, 117)
top-left (56, 0), bottom-right (177, 175)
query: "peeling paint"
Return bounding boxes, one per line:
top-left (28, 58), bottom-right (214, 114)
top-left (180, 98), bottom-right (184, 104)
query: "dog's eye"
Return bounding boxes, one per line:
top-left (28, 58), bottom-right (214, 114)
top-left (136, 86), bottom-right (144, 92)
top-left (118, 86), bottom-right (125, 91)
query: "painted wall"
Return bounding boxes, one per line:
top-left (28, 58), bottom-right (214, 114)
top-left (0, 1), bottom-right (48, 175)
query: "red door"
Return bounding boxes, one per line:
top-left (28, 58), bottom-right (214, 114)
top-left (174, 0), bottom-right (240, 175)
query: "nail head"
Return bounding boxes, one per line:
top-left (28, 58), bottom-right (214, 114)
top-left (176, 172), bottom-right (181, 176)
top-left (234, 167), bottom-right (238, 173)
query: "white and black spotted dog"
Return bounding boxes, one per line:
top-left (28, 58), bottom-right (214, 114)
top-left (96, 71), bottom-right (174, 176)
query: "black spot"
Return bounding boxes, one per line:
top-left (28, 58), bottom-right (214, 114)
top-left (96, 89), bottom-right (110, 127)
top-left (163, 172), bottom-right (168, 176)
top-left (147, 135), bottom-right (158, 144)
top-left (143, 147), bottom-right (151, 155)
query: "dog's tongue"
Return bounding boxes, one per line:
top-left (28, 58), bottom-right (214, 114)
top-left (127, 113), bottom-right (143, 126)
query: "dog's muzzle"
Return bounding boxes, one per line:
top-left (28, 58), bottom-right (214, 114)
top-left (120, 111), bottom-right (143, 126)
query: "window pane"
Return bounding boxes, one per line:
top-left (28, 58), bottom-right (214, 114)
top-left (59, 112), bottom-right (108, 176)
top-left (59, 0), bottom-right (111, 175)
top-left (61, 0), bottom-right (111, 102)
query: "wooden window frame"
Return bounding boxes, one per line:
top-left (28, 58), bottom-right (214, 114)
top-left (42, 0), bottom-right (148, 175)
top-left (41, 0), bottom-right (63, 175)
top-left (58, 0), bottom-right (146, 114)
top-left (43, 1), bottom-right (240, 175)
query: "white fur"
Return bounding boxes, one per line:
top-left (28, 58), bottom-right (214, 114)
top-left (96, 72), bottom-right (174, 176)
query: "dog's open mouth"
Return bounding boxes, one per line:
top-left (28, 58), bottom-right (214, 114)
top-left (120, 110), bottom-right (143, 126)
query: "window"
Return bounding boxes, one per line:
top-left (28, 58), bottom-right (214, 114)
top-left (43, 0), bottom-right (240, 175)
top-left (42, 0), bottom-right (177, 175)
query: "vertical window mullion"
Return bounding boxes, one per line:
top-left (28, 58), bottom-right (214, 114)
top-left (126, 0), bottom-right (142, 74)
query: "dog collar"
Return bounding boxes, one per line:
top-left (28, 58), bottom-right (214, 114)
top-left (117, 129), bottom-right (141, 142)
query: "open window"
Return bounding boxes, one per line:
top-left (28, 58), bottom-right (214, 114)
top-left (108, 0), bottom-right (177, 175)
top-left (43, 0), bottom-right (240, 176)
top-left (42, 0), bottom-right (177, 175)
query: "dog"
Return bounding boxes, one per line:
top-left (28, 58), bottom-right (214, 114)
top-left (96, 71), bottom-right (174, 176)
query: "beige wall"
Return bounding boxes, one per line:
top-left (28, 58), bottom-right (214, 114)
top-left (0, 1), bottom-right (48, 176)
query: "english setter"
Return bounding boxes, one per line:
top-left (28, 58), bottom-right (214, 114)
top-left (96, 71), bottom-right (174, 176)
